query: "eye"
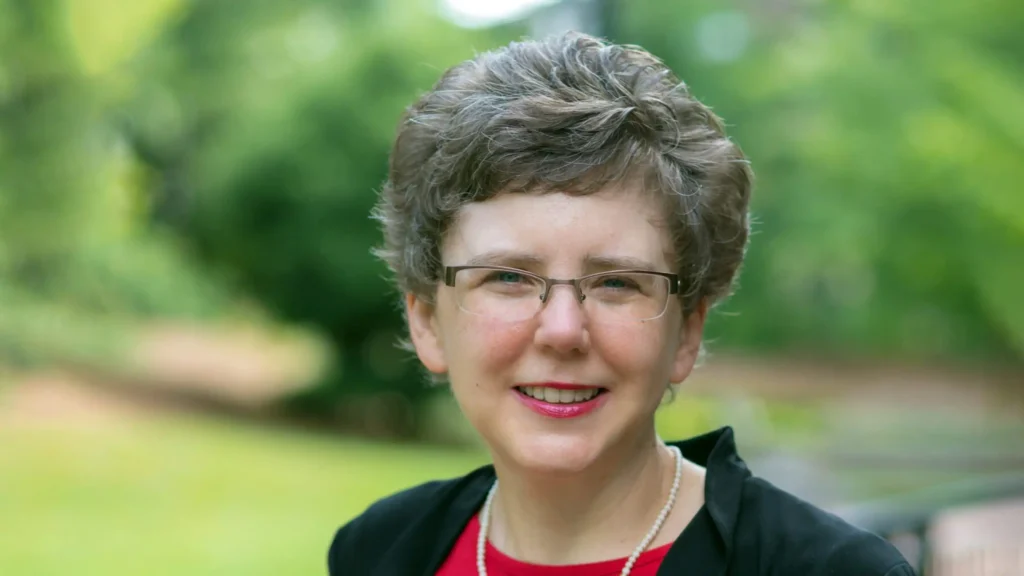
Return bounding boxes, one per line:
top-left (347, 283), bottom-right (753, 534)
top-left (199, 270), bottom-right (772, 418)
top-left (488, 271), bottom-right (526, 284)
top-left (598, 275), bottom-right (639, 290)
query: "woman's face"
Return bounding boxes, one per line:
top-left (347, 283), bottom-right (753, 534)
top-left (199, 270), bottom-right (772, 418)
top-left (407, 189), bottom-right (706, 473)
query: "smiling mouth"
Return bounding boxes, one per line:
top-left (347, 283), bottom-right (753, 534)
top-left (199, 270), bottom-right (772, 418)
top-left (515, 386), bottom-right (607, 404)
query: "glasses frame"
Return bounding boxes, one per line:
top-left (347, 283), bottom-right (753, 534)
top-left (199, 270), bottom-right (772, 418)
top-left (443, 265), bottom-right (681, 320)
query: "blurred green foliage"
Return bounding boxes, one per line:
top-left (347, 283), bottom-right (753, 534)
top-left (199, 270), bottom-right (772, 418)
top-left (0, 0), bottom-right (233, 368)
top-left (1, 0), bottom-right (1021, 429)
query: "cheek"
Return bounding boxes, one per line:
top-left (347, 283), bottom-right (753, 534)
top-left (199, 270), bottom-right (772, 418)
top-left (593, 323), bottom-right (676, 381)
top-left (445, 317), bottom-right (533, 430)
top-left (446, 316), bottom-right (534, 379)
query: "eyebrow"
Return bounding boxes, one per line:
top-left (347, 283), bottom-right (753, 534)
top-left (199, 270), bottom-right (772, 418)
top-left (465, 250), bottom-right (546, 269)
top-left (584, 255), bottom-right (661, 272)
top-left (462, 251), bottom-right (661, 273)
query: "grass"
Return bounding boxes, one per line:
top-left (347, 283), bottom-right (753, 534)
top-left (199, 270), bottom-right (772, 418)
top-left (0, 412), bottom-right (488, 576)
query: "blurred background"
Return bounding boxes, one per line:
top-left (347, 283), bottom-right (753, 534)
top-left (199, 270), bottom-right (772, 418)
top-left (1, 0), bottom-right (1022, 574)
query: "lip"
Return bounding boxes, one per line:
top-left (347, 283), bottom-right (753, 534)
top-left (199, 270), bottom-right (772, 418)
top-left (513, 384), bottom-right (608, 419)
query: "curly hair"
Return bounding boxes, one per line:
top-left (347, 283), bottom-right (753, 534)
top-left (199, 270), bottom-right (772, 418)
top-left (373, 32), bottom-right (753, 318)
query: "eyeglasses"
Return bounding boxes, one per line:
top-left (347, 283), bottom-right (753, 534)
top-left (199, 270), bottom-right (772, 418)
top-left (443, 265), bottom-right (680, 324)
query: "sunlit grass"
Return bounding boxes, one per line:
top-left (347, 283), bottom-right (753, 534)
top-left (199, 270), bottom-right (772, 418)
top-left (0, 412), bottom-right (487, 576)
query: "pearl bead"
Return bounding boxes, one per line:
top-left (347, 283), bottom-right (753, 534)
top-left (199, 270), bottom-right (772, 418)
top-left (476, 445), bottom-right (684, 576)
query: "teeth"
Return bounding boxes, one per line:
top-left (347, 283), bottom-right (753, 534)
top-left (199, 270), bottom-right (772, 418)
top-left (520, 386), bottom-right (600, 404)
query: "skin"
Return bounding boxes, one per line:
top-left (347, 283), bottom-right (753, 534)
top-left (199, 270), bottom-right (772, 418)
top-left (407, 187), bottom-right (709, 565)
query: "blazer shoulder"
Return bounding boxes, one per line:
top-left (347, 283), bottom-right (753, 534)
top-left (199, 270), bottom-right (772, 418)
top-left (739, 477), bottom-right (915, 575)
top-left (328, 478), bottom-right (463, 575)
top-left (328, 467), bottom-right (494, 575)
top-left (821, 531), bottom-right (916, 576)
top-left (350, 477), bottom-right (460, 531)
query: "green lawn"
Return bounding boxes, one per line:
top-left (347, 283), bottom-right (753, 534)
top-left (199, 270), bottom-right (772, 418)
top-left (0, 412), bottom-right (488, 576)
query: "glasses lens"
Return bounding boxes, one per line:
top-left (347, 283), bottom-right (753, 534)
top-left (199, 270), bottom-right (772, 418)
top-left (580, 272), bottom-right (670, 323)
top-left (454, 267), bottom-right (545, 321)
top-left (451, 268), bottom-right (671, 323)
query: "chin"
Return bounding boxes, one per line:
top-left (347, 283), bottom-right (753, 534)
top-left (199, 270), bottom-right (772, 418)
top-left (502, 431), bottom-right (605, 475)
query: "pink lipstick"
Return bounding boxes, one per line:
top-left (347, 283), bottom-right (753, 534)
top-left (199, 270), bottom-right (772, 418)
top-left (513, 383), bottom-right (607, 419)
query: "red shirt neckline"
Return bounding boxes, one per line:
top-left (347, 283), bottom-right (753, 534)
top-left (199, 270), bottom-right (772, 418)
top-left (438, 513), bottom-right (673, 576)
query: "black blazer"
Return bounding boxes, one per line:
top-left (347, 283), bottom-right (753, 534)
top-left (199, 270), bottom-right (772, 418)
top-left (328, 427), bottom-right (915, 575)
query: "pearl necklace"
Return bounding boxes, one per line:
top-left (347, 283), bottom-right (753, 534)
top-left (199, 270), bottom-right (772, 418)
top-left (476, 445), bottom-right (683, 576)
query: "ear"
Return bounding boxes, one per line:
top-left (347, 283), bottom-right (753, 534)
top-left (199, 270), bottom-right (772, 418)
top-left (670, 299), bottom-right (708, 384)
top-left (406, 292), bottom-right (448, 374)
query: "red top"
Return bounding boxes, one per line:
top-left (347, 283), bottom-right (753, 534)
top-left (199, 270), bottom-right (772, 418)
top-left (436, 514), bottom-right (672, 576)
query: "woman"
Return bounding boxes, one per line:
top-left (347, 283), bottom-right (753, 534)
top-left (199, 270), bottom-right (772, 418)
top-left (328, 33), bottom-right (914, 576)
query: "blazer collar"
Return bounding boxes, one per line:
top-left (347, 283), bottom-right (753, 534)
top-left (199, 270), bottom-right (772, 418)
top-left (673, 426), bottom-right (750, 556)
top-left (380, 426), bottom-right (748, 575)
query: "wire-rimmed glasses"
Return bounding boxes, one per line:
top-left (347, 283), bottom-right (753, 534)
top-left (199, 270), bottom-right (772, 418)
top-left (443, 265), bottom-right (680, 324)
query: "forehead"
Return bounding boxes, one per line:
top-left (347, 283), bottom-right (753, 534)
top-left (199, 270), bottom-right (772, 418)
top-left (443, 188), bottom-right (675, 271)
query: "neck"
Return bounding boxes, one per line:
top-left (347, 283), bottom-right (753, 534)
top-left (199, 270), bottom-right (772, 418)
top-left (486, 432), bottom-right (677, 566)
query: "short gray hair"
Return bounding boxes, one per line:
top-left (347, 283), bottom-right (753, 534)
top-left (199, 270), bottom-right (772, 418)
top-left (373, 32), bottom-right (753, 317)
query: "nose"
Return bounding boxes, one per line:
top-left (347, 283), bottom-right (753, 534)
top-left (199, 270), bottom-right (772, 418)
top-left (533, 284), bottom-right (590, 354)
